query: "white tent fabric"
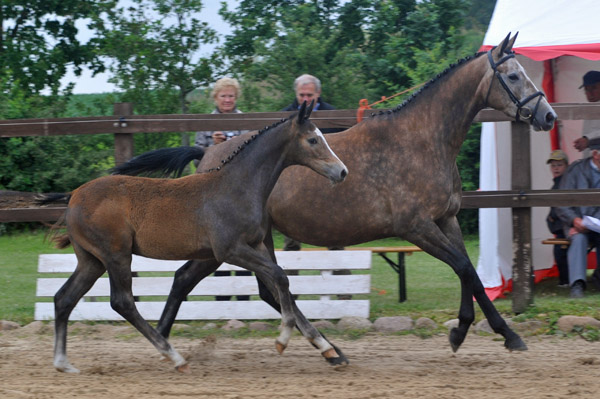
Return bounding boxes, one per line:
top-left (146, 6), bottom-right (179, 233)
top-left (482, 0), bottom-right (600, 59)
top-left (476, 0), bottom-right (600, 298)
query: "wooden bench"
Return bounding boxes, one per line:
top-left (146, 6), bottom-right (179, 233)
top-left (35, 250), bottom-right (371, 321)
top-left (300, 246), bottom-right (423, 302)
top-left (542, 238), bottom-right (570, 248)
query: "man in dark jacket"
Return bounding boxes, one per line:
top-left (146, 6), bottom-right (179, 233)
top-left (545, 149), bottom-right (569, 287)
top-left (556, 143), bottom-right (600, 298)
top-left (282, 74), bottom-right (341, 134)
top-left (280, 74), bottom-right (349, 297)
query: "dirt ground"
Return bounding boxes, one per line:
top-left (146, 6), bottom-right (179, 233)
top-left (1, 323), bottom-right (599, 399)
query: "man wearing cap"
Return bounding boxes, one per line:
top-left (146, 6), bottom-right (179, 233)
top-left (573, 71), bottom-right (600, 157)
top-left (556, 143), bottom-right (600, 298)
top-left (545, 149), bottom-right (569, 287)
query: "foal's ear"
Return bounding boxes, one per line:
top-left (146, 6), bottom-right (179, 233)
top-left (297, 100), bottom-right (314, 124)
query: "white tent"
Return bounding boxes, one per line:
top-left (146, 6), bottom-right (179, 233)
top-left (476, 0), bottom-right (600, 299)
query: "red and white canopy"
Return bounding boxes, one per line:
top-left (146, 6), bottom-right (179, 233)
top-left (480, 0), bottom-right (600, 61)
top-left (476, 0), bottom-right (600, 300)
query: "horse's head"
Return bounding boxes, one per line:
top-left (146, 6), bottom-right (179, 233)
top-left (484, 32), bottom-right (557, 131)
top-left (286, 100), bottom-right (348, 184)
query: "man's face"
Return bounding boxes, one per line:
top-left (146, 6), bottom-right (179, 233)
top-left (584, 82), bottom-right (600, 103)
top-left (295, 83), bottom-right (320, 106)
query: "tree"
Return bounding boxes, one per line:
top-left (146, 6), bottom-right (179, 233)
top-left (99, 0), bottom-right (216, 113)
top-left (0, 0), bottom-right (116, 96)
top-left (98, 0), bottom-right (217, 150)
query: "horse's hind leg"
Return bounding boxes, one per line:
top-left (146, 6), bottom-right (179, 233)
top-left (103, 256), bottom-right (189, 372)
top-left (54, 246), bottom-right (106, 373)
top-left (437, 217), bottom-right (526, 352)
top-left (156, 258), bottom-right (221, 338)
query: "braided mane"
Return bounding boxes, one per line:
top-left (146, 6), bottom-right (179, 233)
top-left (207, 117), bottom-right (291, 172)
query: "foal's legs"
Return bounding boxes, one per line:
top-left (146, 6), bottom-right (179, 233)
top-left (102, 253), bottom-right (189, 372)
top-left (54, 245), bottom-right (106, 373)
top-left (224, 243), bottom-right (343, 362)
top-left (156, 258), bottom-right (222, 337)
top-left (404, 217), bottom-right (526, 352)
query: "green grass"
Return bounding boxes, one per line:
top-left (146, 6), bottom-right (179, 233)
top-left (1, 229), bottom-right (599, 331)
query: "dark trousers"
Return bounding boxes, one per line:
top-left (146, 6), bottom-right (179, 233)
top-left (283, 235), bottom-right (351, 299)
top-left (214, 270), bottom-right (251, 301)
top-left (553, 231), bottom-right (569, 286)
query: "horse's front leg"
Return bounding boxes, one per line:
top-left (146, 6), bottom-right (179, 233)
top-left (157, 258), bottom-right (222, 338)
top-left (437, 216), bottom-right (527, 352)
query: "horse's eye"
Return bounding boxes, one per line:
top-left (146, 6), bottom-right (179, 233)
top-left (308, 138), bottom-right (318, 145)
top-left (508, 73), bottom-right (519, 82)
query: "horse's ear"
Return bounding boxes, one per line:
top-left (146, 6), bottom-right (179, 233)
top-left (492, 32), bottom-right (511, 59)
top-left (504, 32), bottom-right (518, 53)
top-left (297, 100), bottom-right (314, 124)
top-left (304, 100), bottom-right (314, 121)
top-left (298, 100), bottom-right (308, 124)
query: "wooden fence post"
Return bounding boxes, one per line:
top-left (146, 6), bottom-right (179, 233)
top-left (113, 103), bottom-right (134, 165)
top-left (511, 121), bottom-right (533, 313)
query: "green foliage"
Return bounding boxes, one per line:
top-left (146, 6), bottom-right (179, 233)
top-left (98, 0), bottom-right (217, 114)
top-left (0, 0), bottom-right (116, 95)
top-left (0, 135), bottom-right (113, 193)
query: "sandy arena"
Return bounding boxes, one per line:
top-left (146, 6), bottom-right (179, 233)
top-left (1, 323), bottom-right (599, 399)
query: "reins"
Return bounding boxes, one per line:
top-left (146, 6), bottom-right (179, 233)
top-left (484, 48), bottom-right (545, 123)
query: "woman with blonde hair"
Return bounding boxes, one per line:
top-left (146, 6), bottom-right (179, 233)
top-left (195, 77), bottom-right (248, 148)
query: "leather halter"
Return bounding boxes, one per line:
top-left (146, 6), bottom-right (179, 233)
top-left (484, 49), bottom-right (545, 123)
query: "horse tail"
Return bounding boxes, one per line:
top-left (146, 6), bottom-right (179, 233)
top-left (110, 146), bottom-right (205, 178)
top-left (35, 192), bottom-right (71, 206)
top-left (35, 193), bottom-right (72, 249)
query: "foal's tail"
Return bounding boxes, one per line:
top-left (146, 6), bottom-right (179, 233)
top-left (35, 193), bottom-right (72, 249)
top-left (110, 146), bottom-right (205, 178)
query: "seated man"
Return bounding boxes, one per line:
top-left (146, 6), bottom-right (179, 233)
top-left (556, 143), bottom-right (600, 298)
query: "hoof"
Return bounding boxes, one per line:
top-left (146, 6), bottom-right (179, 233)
top-left (175, 363), bottom-right (191, 374)
top-left (449, 327), bottom-right (466, 353)
top-left (322, 348), bottom-right (349, 366)
top-left (275, 340), bottom-right (287, 355)
top-left (55, 362), bottom-right (80, 374)
top-left (505, 335), bottom-right (528, 352)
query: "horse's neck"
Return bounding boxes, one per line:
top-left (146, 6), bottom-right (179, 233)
top-left (221, 128), bottom-right (290, 202)
top-left (389, 55), bottom-right (488, 158)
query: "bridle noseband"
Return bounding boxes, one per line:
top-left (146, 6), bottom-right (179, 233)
top-left (485, 49), bottom-right (545, 123)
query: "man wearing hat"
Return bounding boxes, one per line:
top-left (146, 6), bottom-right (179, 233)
top-left (556, 143), bottom-right (600, 298)
top-left (573, 71), bottom-right (600, 157)
top-left (545, 150), bottom-right (569, 287)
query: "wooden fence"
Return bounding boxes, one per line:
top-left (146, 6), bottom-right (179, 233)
top-left (3, 102), bottom-right (600, 312)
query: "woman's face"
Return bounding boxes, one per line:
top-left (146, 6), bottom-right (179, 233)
top-left (215, 87), bottom-right (237, 113)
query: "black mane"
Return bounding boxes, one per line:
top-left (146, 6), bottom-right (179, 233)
top-left (370, 51), bottom-right (487, 119)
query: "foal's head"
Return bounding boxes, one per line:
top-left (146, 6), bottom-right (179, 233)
top-left (483, 33), bottom-right (557, 131)
top-left (286, 101), bottom-right (348, 184)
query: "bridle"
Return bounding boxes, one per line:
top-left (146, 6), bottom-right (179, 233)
top-left (484, 48), bottom-right (545, 123)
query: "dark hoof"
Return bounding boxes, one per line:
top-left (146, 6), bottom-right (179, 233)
top-left (449, 327), bottom-right (466, 353)
top-left (504, 335), bottom-right (528, 352)
top-left (323, 344), bottom-right (349, 366)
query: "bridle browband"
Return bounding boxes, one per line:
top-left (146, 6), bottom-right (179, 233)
top-left (484, 48), bottom-right (545, 123)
